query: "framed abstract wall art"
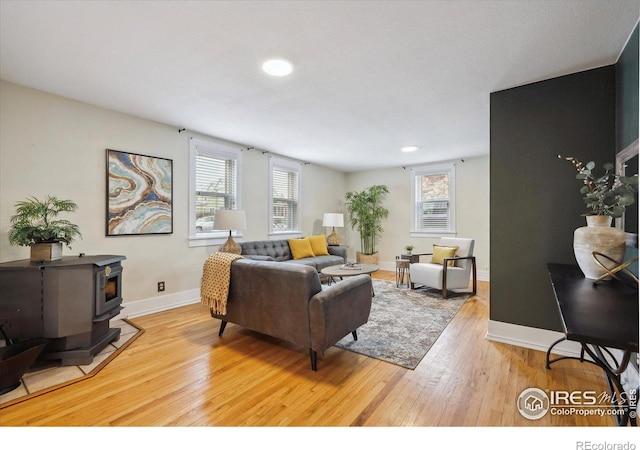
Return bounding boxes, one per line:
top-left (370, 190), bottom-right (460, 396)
top-left (106, 149), bottom-right (173, 236)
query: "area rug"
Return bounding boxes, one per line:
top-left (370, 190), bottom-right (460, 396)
top-left (334, 279), bottom-right (470, 369)
top-left (0, 318), bottom-right (143, 408)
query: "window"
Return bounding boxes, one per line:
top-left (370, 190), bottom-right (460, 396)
top-left (269, 157), bottom-right (301, 235)
top-left (411, 163), bottom-right (456, 236)
top-left (189, 138), bottom-right (242, 246)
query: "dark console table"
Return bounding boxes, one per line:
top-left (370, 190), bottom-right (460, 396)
top-left (546, 263), bottom-right (638, 426)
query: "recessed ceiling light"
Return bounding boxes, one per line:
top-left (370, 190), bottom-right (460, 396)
top-left (401, 145), bottom-right (418, 152)
top-left (262, 58), bottom-right (294, 77)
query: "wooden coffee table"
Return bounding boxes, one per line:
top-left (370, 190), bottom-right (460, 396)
top-left (321, 263), bottom-right (379, 295)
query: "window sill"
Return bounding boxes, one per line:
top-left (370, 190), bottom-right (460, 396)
top-left (410, 230), bottom-right (457, 238)
top-left (188, 233), bottom-right (244, 248)
top-left (269, 231), bottom-right (303, 239)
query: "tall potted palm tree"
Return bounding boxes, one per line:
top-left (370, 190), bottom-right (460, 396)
top-left (345, 185), bottom-right (389, 264)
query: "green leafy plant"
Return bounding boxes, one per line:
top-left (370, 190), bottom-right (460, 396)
top-left (405, 245), bottom-right (414, 253)
top-left (8, 196), bottom-right (82, 247)
top-left (345, 185), bottom-right (389, 255)
top-left (561, 156), bottom-right (638, 218)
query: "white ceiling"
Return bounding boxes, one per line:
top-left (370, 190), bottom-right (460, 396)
top-left (1, 1), bottom-right (638, 172)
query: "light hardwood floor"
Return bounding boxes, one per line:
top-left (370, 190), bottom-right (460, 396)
top-left (0, 271), bottom-right (615, 427)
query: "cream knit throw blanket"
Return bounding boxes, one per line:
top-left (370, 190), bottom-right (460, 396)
top-left (201, 252), bottom-right (244, 315)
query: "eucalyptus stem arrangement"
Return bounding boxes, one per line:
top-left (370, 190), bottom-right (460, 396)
top-left (560, 155), bottom-right (638, 218)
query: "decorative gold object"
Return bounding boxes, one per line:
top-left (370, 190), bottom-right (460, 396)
top-left (591, 251), bottom-right (638, 287)
top-left (105, 266), bottom-right (111, 277)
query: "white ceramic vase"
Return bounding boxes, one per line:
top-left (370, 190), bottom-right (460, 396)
top-left (573, 215), bottom-right (626, 280)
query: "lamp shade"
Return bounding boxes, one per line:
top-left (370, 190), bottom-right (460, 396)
top-left (322, 213), bottom-right (344, 228)
top-left (213, 210), bottom-right (246, 231)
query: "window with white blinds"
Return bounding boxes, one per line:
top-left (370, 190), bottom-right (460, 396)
top-left (189, 138), bottom-right (242, 244)
top-left (411, 163), bottom-right (456, 236)
top-left (195, 152), bottom-right (237, 215)
top-left (269, 157), bottom-right (301, 234)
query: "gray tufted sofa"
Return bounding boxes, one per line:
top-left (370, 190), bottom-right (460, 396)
top-left (211, 258), bottom-right (372, 370)
top-left (240, 239), bottom-right (347, 273)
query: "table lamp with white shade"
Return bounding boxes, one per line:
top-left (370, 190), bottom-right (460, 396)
top-left (214, 209), bottom-right (246, 254)
top-left (322, 213), bottom-right (344, 246)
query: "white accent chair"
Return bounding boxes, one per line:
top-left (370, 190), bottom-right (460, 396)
top-left (409, 238), bottom-right (477, 299)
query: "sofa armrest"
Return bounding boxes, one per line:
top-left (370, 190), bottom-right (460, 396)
top-left (308, 274), bottom-right (372, 355)
top-left (327, 245), bottom-right (347, 263)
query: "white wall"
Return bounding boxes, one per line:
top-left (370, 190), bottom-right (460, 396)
top-left (343, 156), bottom-right (490, 278)
top-left (0, 80), bottom-right (489, 319)
top-left (0, 81), bottom-right (347, 313)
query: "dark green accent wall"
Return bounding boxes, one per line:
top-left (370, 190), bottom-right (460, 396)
top-left (615, 23), bottom-right (639, 372)
top-left (490, 66), bottom-right (615, 331)
top-left (616, 24), bottom-right (639, 152)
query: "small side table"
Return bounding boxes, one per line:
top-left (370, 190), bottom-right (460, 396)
top-left (401, 253), bottom-right (431, 264)
top-left (401, 253), bottom-right (420, 264)
top-left (395, 257), bottom-right (411, 288)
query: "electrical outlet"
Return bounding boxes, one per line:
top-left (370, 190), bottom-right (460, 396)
top-left (158, 281), bottom-right (165, 292)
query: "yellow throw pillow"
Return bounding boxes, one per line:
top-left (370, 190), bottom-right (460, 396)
top-left (288, 238), bottom-right (315, 259)
top-left (432, 245), bottom-right (458, 267)
top-left (308, 235), bottom-right (329, 256)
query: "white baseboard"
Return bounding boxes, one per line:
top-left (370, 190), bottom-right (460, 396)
top-left (486, 319), bottom-right (583, 357)
top-left (113, 260), bottom-right (488, 321)
top-left (115, 288), bottom-right (201, 319)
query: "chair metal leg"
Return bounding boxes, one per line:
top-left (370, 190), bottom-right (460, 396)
top-left (471, 257), bottom-right (477, 295)
top-left (442, 265), bottom-right (448, 299)
top-left (352, 330), bottom-right (358, 341)
top-left (439, 256), bottom-right (477, 299)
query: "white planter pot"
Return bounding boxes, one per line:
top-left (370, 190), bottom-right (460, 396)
top-left (573, 216), bottom-right (625, 280)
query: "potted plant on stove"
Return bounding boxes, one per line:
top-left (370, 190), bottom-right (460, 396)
top-left (8, 195), bottom-right (82, 261)
top-left (345, 184), bottom-right (389, 264)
